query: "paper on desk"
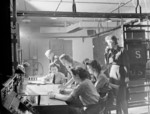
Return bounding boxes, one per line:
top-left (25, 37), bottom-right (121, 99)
top-left (52, 84), bottom-right (60, 93)
top-left (25, 84), bottom-right (61, 95)
top-left (27, 81), bottom-right (45, 84)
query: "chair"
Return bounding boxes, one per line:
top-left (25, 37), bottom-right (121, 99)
top-left (67, 99), bottom-right (105, 114)
top-left (99, 88), bottom-right (115, 114)
top-left (83, 102), bottom-right (105, 114)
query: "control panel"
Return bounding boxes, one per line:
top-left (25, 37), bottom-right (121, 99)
top-left (1, 74), bottom-right (39, 114)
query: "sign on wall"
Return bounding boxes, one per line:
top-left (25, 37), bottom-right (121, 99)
top-left (127, 43), bottom-right (147, 80)
top-left (127, 44), bottom-right (147, 65)
top-left (129, 64), bottom-right (146, 80)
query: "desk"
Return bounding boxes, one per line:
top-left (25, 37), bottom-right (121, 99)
top-left (24, 83), bottom-right (69, 114)
top-left (33, 105), bottom-right (69, 114)
top-left (24, 84), bottom-right (66, 105)
top-left (25, 84), bottom-right (60, 95)
top-left (40, 96), bottom-right (66, 106)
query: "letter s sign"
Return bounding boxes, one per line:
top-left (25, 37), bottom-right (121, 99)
top-left (135, 50), bottom-right (141, 59)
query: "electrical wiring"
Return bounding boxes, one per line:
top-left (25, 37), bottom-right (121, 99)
top-left (55, 0), bottom-right (62, 12)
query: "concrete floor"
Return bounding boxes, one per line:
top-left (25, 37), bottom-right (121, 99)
top-left (111, 106), bottom-right (150, 114)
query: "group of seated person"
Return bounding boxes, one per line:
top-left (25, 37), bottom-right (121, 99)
top-left (45, 35), bottom-right (129, 114)
top-left (45, 53), bottom-right (114, 114)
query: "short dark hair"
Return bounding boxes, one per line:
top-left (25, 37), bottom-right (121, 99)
top-left (86, 60), bottom-right (101, 74)
top-left (105, 35), bottom-right (118, 45)
top-left (82, 58), bottom-right (90, 65)
top-left (59, 54), bottom-right (73, 63)
top-left (71, 67), bottom-right (90, 80)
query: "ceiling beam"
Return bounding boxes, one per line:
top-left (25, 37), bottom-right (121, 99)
top-left (27, 0), bottom-right (129, 5)
top-left (16, 11), bottom-right (150, 19)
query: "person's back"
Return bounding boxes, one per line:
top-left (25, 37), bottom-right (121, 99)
top-left (95, 73), bottom-right (109, 95)
top-left (72, 78), bottom-right (99, 106)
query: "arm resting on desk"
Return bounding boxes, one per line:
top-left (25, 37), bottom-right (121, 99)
top-left (59, 88), bottom-right (73, 95)
top-left (54, 93), bottom-right (71, 101)
top-left (49, 91), bottom-right (73, 101)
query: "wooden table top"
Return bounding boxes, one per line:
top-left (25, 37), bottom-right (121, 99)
top-left (24, 83), bottom-right (67, 106)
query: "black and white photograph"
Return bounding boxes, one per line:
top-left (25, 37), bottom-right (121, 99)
top-left (0, 0), bottom-right (150, 114)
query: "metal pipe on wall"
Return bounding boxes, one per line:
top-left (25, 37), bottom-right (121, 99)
top-left (12, 0), bottom-right (18, 71)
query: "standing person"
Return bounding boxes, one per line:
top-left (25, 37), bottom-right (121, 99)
top-left (59, 54), bottom-right (86, 89)
top-left (45, 49), bottom-right (68, 76)
top-left (104, 35), bottom-right (129, 114)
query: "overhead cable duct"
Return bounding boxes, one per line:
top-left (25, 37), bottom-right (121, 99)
top-left (88, 19), bottom-right (139, 38)
top-left (51, 20), bottom-right (140, 39)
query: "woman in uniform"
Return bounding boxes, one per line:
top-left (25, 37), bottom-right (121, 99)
top-left (104, 35), bottom-right (129, 114)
